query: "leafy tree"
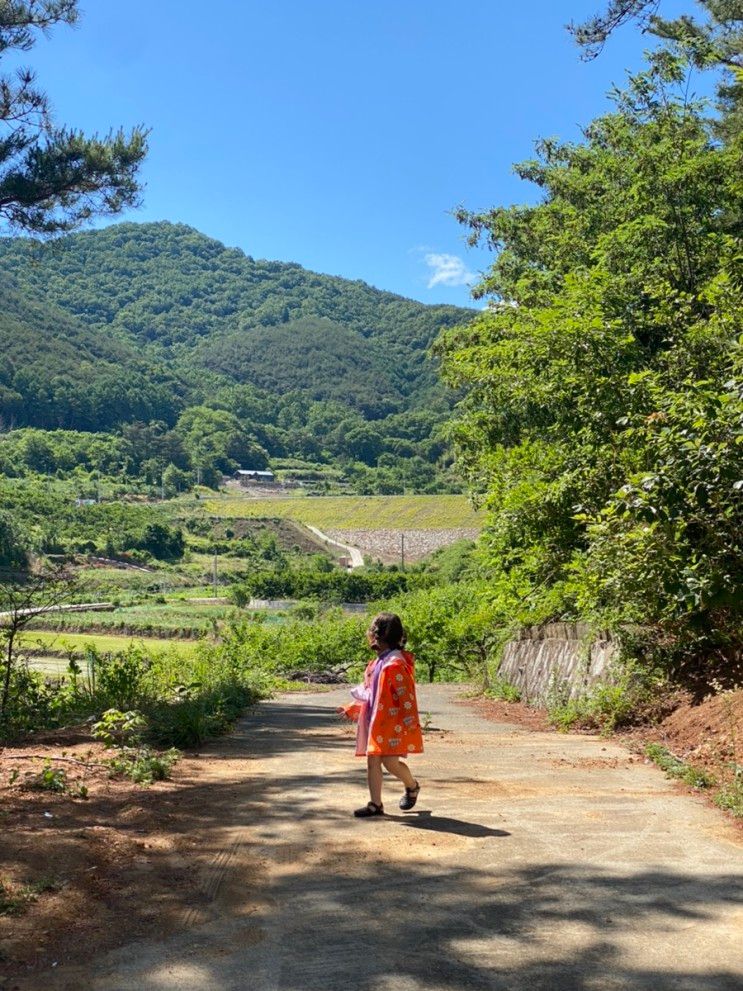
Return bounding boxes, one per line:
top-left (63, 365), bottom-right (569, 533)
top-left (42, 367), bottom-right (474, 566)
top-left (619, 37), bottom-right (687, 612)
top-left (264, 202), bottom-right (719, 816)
top-left (0, 510), bottom-right (28, 568)
top-left (175, 406), bottom-right (268, 480)
top-left (0, 1), bottom-right (148, 235)
top-left (162, 462), bottom-right (190, 497)
top-left (437, 50), bottom-right (742, 662)
top-left (119, 522), bottom-right (184, 561)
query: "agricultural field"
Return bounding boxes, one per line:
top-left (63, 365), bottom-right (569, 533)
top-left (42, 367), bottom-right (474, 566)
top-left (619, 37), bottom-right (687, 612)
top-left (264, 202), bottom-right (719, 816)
top-left (325, 528), bottom-right (480, 564)
top-left (26, 600), bottom-right (237, 639)
top-left (201, 494), bottom-right (484, 530)
top-left (23, 630), bottom-right (204, 658)
top-left (22, 629), bottom-right (203, 676)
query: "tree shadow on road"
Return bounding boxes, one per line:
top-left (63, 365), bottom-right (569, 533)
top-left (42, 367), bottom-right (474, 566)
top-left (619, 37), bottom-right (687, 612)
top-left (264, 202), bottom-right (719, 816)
top-left (6, 694), bottom-right (742, 991)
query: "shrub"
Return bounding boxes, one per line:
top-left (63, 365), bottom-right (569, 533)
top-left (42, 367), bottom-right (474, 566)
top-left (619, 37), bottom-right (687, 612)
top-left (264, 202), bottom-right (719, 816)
top-left (645, 743), bottom-right (715, 789)
top-left (0, 640), bottom-right (271, 748)
top-left (546, 664), bottom-right (659, 733)
top-left (484, 677), bottom-right (522, 703)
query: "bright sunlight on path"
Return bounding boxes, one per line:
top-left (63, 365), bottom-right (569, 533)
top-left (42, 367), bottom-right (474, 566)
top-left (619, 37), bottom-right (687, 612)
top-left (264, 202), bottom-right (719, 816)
top-left (304, 524), bottom-right (365, 568)
top-left (51, 686), bottom-right (742, 991)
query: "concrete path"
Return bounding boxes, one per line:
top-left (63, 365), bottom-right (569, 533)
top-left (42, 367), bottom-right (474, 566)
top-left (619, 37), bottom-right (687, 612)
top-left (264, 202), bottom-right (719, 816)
top-left (304, 524), bottom-right (365, 568)
top-left (70, 687), bottom-right (743, 990)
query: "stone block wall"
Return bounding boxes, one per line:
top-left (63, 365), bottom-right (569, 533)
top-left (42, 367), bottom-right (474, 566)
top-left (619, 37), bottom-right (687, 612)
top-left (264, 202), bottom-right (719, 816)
top-left (497, 622), bottom-right (617, 702)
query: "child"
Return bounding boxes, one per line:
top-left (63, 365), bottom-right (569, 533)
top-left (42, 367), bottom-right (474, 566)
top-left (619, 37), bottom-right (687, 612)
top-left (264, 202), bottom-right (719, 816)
top-left (338, 612), bottom-right (423, 817)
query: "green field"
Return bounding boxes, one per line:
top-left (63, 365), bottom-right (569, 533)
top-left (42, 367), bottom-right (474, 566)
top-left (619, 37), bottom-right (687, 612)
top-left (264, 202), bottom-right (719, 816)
top-left (202, 494), bottom-right (483, 530)
top-left (27, 601), bottom-right (235, 638)
top-left (23, 630), bottom-right (202, 659)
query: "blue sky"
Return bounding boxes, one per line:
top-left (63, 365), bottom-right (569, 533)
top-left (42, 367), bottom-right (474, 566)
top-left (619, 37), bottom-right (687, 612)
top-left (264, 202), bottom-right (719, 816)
top-left (17, 0), bottom-right (693, 307)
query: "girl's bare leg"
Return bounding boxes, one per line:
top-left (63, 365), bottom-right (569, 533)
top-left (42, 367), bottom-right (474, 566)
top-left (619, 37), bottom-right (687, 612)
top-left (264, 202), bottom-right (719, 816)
top-left (381, 755), bottom-right (416, 790)
top-left (367, 756), bottom-right (384, 806)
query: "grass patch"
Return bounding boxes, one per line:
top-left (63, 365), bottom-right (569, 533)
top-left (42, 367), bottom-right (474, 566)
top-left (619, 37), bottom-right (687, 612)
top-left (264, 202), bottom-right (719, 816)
top-left (714, 773), bottom-right (743, 817)
top-left (644, 743), bottom-right (716, 789)
top-left (0, 876), bottom-right (62, 916)
top-left (23, 630), bottom-right (201, 660)
top-left (546, 665), bottom-right (660, 734)
top-left (484, 677), bottom-right (522, 703)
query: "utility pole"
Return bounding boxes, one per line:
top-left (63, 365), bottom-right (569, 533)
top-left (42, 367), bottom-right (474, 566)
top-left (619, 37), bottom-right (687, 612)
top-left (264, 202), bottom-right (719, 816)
top-left (160, 473), bottom-right (165, 501)
top-left (197, 465), bottom-right (202, 486)
top-left (212, 551), bottom-right (218, 597)
top-left (400, 533), bottom-right (405, 571)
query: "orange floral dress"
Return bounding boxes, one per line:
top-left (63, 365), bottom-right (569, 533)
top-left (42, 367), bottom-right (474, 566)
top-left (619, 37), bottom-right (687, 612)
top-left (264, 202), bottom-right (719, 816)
top-left (342, 649), bottom-right (424, 758)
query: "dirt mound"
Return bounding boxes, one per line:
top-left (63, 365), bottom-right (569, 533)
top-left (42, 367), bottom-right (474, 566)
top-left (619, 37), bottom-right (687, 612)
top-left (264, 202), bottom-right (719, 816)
top-left (637, 689), bottom-right (742, 774)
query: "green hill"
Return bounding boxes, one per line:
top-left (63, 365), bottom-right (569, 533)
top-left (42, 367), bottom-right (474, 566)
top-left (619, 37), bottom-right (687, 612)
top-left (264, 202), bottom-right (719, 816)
top-left (0, 222), bottom-right (472, 424)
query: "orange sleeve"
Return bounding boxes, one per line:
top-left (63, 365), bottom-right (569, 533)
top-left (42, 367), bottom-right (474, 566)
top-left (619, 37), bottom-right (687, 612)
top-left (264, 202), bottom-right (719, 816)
top-left (339, 701), bottom-right (362, 721)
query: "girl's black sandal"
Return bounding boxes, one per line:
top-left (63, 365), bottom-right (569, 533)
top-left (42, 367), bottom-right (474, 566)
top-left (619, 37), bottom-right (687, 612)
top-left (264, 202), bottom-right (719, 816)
top-left (354, 801), bottom-right (385, 818)
top-left (399, 782), bottom-right (420, 811)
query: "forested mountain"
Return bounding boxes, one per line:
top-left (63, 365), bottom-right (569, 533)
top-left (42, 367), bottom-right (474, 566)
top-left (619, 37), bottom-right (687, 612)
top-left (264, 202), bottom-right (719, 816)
top-left (0, 276), bottom-right (186, 431)
top-left (0, 222), bottom-right (471, 424)
top-left (0, 222), bottom-right (473, 491)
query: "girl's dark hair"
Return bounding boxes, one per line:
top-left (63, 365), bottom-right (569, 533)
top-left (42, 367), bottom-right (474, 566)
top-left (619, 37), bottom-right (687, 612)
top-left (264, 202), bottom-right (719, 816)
top-left (368, 612), bottom-right (406, 649)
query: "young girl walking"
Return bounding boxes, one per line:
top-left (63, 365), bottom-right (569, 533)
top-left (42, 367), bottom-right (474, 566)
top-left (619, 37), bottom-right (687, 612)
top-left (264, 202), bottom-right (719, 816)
top-left (338, 612), bottom-right (423, 817)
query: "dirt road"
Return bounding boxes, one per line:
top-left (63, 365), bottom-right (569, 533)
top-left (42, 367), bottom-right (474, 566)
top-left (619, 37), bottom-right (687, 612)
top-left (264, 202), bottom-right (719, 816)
top-left (40, 686), bottom-right (742, 991)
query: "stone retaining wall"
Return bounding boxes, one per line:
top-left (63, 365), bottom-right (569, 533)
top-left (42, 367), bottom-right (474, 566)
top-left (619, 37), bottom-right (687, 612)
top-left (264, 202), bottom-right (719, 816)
top-left (497, 622), bottom-right (618, 702)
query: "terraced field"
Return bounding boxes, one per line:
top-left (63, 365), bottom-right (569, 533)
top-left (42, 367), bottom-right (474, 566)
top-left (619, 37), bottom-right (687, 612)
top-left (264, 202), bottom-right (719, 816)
top-left (27, 601), bottom-right (235, 639)
top-left (203, 494), bottom-right (483, 530)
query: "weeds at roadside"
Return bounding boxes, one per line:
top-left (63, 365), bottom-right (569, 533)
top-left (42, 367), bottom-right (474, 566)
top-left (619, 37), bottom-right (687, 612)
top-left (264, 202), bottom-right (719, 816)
top-left (1, 639), bottom-right (271, 748)
top-left (5, 759), bottom-right (90, 799)
top-left (714, 773), bottom-right (743, 817)
top-left (546, 663), bottom-right (665, 734)
top-left (645, 743), bottom-right (715, 789)
top-left (105, 746), bottom-right (180, 785)
top-left (483, 677), bottom-right (522, 703)
top-left (92, 708), bottom-right (180, 785)
top-left (643, 741), bottom-right (743, 819)
top-left (26, 759), bottom-right (67, 793)
top-left (0, 876), bottom-right (63, 917)
top-left (711, 688), bottom-right (743, 817)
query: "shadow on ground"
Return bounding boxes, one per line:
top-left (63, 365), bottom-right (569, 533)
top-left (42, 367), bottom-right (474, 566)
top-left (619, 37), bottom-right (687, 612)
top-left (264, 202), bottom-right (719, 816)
top-left (4, 697), bottom-right (741, 991)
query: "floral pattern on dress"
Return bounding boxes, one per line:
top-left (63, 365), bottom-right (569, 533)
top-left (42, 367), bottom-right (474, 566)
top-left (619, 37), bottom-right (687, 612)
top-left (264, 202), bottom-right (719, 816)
top-left (342, 650), bottom-right (424, 758)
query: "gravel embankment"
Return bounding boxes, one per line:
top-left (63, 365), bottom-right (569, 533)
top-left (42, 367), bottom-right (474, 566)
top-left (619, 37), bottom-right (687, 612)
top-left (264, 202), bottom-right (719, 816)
top-left (326, 528), bottom-right (479, 563)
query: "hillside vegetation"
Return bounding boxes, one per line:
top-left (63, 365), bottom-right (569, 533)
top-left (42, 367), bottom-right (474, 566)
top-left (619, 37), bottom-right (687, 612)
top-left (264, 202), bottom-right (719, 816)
top-left (201, 494), bottom-right (483, 530)
top-left (0, 222), bottom-right (473, 499)
top-left (0, 222), bottom-right (471, 424)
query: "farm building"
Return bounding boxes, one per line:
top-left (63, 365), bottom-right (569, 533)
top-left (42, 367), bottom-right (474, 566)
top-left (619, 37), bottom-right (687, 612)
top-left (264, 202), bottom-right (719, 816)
top-left (234, 468), bottom-right (276, 486)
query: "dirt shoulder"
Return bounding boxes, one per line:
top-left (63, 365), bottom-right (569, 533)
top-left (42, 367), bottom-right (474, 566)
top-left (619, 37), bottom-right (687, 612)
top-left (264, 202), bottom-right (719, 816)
top-left (0, 732), bottom-right (223, 986)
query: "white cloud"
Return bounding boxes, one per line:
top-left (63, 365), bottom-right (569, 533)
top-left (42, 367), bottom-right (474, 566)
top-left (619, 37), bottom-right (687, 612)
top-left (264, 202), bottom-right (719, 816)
top-left (424, 252), bottom-right (477, 289)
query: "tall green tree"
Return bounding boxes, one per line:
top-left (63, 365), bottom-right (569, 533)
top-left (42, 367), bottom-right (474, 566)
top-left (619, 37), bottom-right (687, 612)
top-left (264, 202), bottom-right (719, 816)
top-left (0, 509), bottom-right (27, 568)
top-left (175, 406), bottom-right (269, 482)
top-left (437, 50), bottom-right (742, 660)
top-left (0, 1), bottom-right (147, 234)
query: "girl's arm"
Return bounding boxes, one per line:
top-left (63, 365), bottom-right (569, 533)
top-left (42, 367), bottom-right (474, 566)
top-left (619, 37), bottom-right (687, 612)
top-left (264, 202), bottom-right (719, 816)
top-left (337, 700), bottom-right (362, 721)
